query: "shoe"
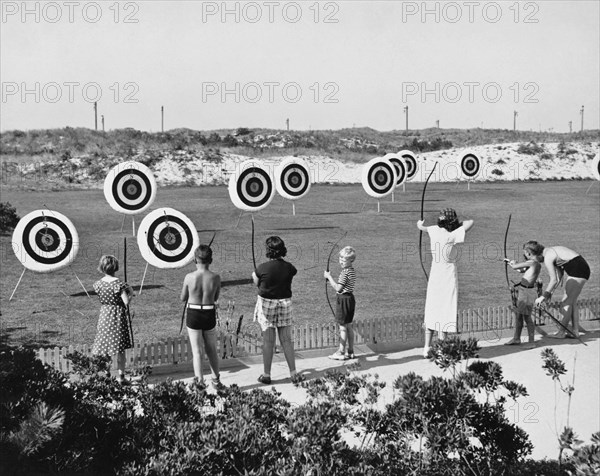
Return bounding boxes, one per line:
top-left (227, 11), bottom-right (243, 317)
top-left (548, 332), bottom-right (566, 339)
top-left (257, 374), bottom-right (271, 385)
top-left (290, 373), bottom-right (304, 385)
top-left (329, 351), bottom-right (348, 361)
top-left (211, 377), bottom-right (225, 390)
top-left (504, 338), bottom-right (521, 346)
top-left (346, 352), bottom-right (356, 360)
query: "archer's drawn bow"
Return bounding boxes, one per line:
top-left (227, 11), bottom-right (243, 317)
top-left (325, 231), bottom-right (347, 318)
top-left (123, 237), bottom-right (135, 346)
top-left (419, 162), bottom-right (438, 282)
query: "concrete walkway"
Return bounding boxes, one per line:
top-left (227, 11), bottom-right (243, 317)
top-left (152, 324), bottom-right (600, 460)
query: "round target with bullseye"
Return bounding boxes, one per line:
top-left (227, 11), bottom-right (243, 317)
top-left (228, 160), bottom-right (275, 212)
top-left (461, 152), bottom-right (481, 178)
top-left (137, 208), bottom-right (199, 269)
top-left (12, 210), bottom-right (79, 273)
top-left (361, 157), bottom-right (398, 198)
top-left (383, 153), bottom-right (407, 187)
top-left (398, 150), bottom-right (418, 180)
top-left (104, 161), bottom-right (157, 215)
top-left (275, 157), bottom-right (312, 200)
top-left (592, 153), bottom-right (600, 181)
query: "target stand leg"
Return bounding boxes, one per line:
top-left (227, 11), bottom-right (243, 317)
top-left (9, 268), bottom-right (27, 301)
top-left (391, 192), bottom-right (395, 203)
top-left (377, 201), bottom-right (381, 213)
top-left (120, 215), bottom-right (126, 232)
top-left (132, 216), bottom-right (136, 237)
top-left (360, 201), bottom-right (368, 213)
top-left (139, 262), bottom-right (149, 295)
top-left (71, 267), bottom-right (91, 298)
top-left (586, 182), bottom-right (597, 194)
top-left (235, 210), bottom-right (245, 228)
top-left (402, 182), bottom-right (406, 193)
top-left (292, 202), bottom-right (296, 216)
top-left (468, 180), bottom-right (471, 191)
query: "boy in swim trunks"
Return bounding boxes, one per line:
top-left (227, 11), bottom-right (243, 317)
top-left (180, 245), bottom-right (222, 387)
top-left (505, 242), bottom-right (543, 347)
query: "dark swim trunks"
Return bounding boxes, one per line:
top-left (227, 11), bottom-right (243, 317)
top-left (561, 255), bottom-right (591, 280)
top-left (186, 304), bottom-right (216, 331)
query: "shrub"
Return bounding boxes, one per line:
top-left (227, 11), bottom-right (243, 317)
top-left (517, 142), bottom-right (545, 155)
top-left (0, 202), bottom-right (20, 235)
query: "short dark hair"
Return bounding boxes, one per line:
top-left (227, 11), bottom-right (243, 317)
top-left (265, 236), bottom-right (287, 259)
top-left (194, 245), bottom-right (213, 264)
top-left (437, 208), bottom-right (461, 232)
top-left (98, 255), bottom-right (119, 275)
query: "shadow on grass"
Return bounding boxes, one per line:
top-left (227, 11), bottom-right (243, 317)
top-left (0, 325), bottom-right (53, 351)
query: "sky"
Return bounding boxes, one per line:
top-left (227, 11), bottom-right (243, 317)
top-left (1, 0), bottom-right (599, 133)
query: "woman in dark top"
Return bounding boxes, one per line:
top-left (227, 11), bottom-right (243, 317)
top-left (252, 236), bottom-right (300, 384)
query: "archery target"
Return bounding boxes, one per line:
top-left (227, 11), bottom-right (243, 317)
top-left (12, 210), bottom-right (79, 273)
top-left (104, 161), bottom-right (157, 215)
top-left (461, 152), bottom-right (481, 178)
top-left (383, 153), bottom-right (407, 187)
top-left (275, 157), bottom-right (312, 200)
top-left (361, 157), bottom-right (398, 198)
top-left (228, 160), bottom-right (275, 212)
top-left (137, 208), bottom-right (199, 269)
top-left (592, 153), bottom-right (600, 181)
top-left (398, 150), bottom-right (418, 180)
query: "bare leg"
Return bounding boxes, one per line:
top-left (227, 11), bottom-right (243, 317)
top-left (523, 313), bottom-right (535, 343)
top-left (187, 327), bottom-right (204, 380)
top-left (116, 351), bottom-right (126, 378)
top-left (338, 324), bottom-right (348, 353)
top-left (557, 278), bottom-right (586, 336)
top-left (277, 326), bottom-right (296, 375)
top-left (346, 323), bottom-right (355, 354)
top-left (202, 327), bottom-right (220, 380)
top-left (262, 327), bottom-right (276, 376)
top-left (423, 328), bottom-right (434, 357)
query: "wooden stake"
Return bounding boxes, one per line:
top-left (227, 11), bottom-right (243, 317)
top-left (139, 262), bottom-right (149, 295)
top-left (72, 268), bottom-right (90, 298)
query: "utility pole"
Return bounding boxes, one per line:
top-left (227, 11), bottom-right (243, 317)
top-left (94, 102), bottom-right (98, 130)
top-left (513, 111), bottom-right (518, 131)
top-left (436, 120), bottom-right (439, 129)
top-left (569, 121), bottom-right (572, 133)
top-left (101, 115), bottom-right (105, 132)
top-left (403, 106), bottom-right (408, 132)
top-left (580, 105), bottom-right (584, 132)
top-left (161, 106), bottom-right (164, 132)
top-left (286, 118), bottom-right (289, 131)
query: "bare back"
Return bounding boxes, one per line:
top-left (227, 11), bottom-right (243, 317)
top-left (181, 269), bottom-right (220, 305)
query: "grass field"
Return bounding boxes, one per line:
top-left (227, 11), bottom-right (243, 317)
top-left (1, 181), bottom-right (599, 348)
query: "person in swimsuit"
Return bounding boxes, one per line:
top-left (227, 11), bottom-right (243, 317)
top-left (504, 242), bottom-right (543, 347)
top-left (531, 242), bottom-right (591, 339)
top-left (180, 244), bottom-right (222, 387)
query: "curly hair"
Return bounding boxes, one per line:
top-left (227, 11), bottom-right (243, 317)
top-left (523, 240), bottom-right (545, 258)
top-left (98, 255), bottom-right (119, 275)
top-left (194, 245), bottom-right (213, 264)
top-left (437, 208), bottom-right (462, 232)
top-left (339, 246), bottom-right (356, 262)
top-left (265, 236), bottom-right (287, 259)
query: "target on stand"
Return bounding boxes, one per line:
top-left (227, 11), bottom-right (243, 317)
top-left (461, 152), bottom-right (481, 178)
top-left (361, 157), bottom-right (398, 198)
top-left (398, 150), bottom-right (418, 180)
top-left (228, 160), bottom-right (275, 212)
top-left (137, 208), bottom-right (199, 269)
top-left (383, 153), bottom-right (407, 187)
top-left (592, 154), bottom-right (600, 181)
top-left (12, 210), bottom-right (79, 273)
top-left (275, 157), bottom-right (312, 200)
top-left (104, 161), bottom-right (157, 215)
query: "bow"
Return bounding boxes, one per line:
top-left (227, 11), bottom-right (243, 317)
top-left (503, 214), bottom-right (517, 306)
top-left (123, 237), bottom-right (135, 346)
top-left (251, 214), bottom-right (257, 271)
top-left (419, 162), bottom-right (438, 282)
top-left (325, 231), bottom-right (347, 318)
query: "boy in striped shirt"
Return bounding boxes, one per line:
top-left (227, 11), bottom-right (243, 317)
top-left (324, 246), bottom-right (357, 360)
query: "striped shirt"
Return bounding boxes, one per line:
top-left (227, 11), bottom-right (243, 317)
top-left (337, 267), bottom-right (356, 294)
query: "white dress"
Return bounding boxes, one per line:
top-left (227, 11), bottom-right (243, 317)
top-left (423, 225), bottom-right (466, 332)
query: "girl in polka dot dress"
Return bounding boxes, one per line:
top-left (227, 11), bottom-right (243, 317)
top-left (92, 255), bottom-right (133, 382)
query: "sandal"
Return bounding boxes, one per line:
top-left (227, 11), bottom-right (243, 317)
top-left (257, 374), bottom-right (272, 385)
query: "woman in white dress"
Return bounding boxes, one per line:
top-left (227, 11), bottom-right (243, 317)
top-left (417, 208), bottom-right (474, 357)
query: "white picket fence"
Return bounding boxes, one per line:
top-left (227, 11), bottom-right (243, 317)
top-left (37, 298), bottom-right (599, 373)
